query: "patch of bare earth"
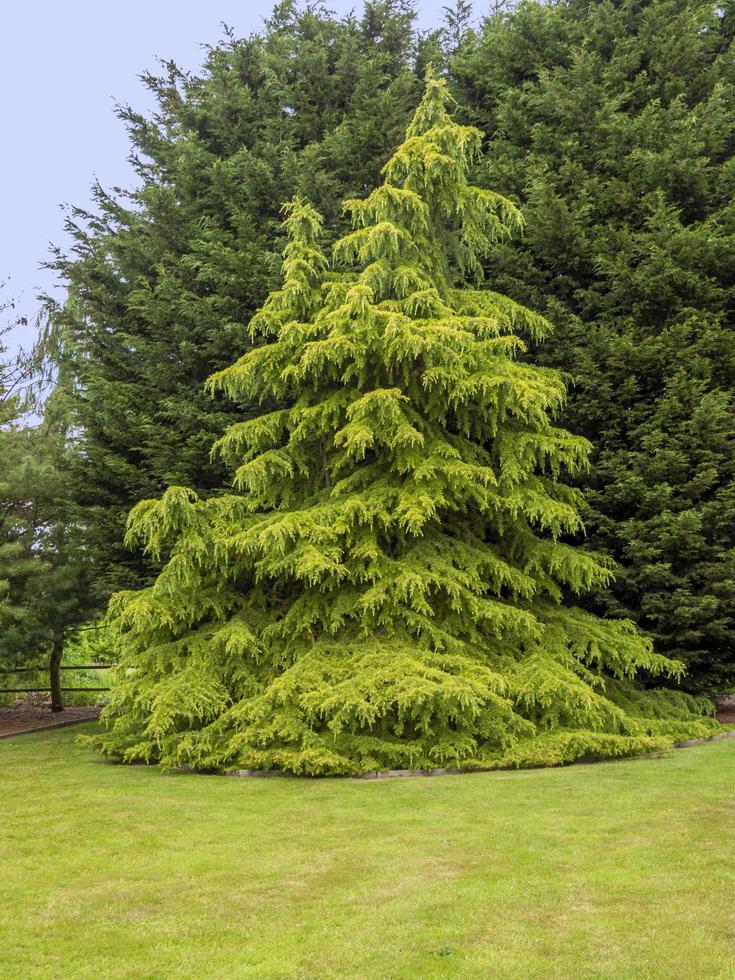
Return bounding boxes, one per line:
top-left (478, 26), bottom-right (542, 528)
top-left (716, 695), bottom-right (735, 726)
top-left (0, 705), bottom-right (101, 737)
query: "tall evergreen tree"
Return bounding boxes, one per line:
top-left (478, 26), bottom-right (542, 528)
top-left (49, 2), bottom-right (424, 607)
top-left (442, 1), bottom-right (474, 50)
top-left (90, 77), bottom-right (716, 775)
top-left (451, 0), bottom-right (735, 693)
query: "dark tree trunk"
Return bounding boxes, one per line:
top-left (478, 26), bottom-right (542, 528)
top-left (50, 637), bottom-right (64, 713)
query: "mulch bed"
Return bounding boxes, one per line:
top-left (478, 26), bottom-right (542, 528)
top-left (0, 705), bottom-right (102, 738)
top-left (717, 695), bottom-right (735, 726)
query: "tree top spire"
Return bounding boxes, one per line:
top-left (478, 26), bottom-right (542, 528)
top-left (336, 71), bottom-right (523, 292)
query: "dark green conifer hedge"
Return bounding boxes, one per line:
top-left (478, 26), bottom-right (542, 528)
top-left (452, 0), bottom-right (735, 692)
top-left (50, 2), bottom-right (425, 604)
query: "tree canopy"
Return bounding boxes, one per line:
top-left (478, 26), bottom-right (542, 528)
top-left (5, 0), bottom-right (732, 740)
top-left (49, 1), bottom-right (426, 607)
top-left (45, 0), bottom-right (735, 696)
top-left (451, 0), bottom-right (735, 692)
top-left (88, 77), bottom-right (717, 774)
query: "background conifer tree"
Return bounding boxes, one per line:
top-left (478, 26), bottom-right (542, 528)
top-left (450, 0), bottom-right (735, 693)
top-left (91, 76), bottom-right (716, 775)
top-left (48, 2), bottom-right (424, 607)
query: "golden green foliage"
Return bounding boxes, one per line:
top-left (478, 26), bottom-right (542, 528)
top-left (89, 74), bottom-right (718, 774)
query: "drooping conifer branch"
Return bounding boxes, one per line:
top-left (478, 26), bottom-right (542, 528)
top-left (87, 72), bottom-right (718, 774)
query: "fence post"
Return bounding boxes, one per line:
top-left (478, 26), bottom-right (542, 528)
top-left (50, 638), bottom-right (64, 713)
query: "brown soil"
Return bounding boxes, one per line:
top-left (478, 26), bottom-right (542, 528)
top-left (716, 695), bottom-right (735, 726)
top-left (0, 705), bottom-right (101, 738)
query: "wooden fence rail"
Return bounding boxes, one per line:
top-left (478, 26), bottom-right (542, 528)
top-left (0, 665), bottom-right (113, 695)
top-left (0, 665), bottom-right (114, 673)
top-left (1, 687), bottom-right (111, 693)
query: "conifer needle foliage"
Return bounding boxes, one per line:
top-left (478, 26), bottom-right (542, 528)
top-left (90, 75), bottom-right (718, 775)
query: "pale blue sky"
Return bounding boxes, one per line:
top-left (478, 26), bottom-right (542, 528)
top-left (0, 1), bottom-right (456, 355)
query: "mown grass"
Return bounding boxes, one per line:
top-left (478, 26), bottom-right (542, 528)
top-left (2, 725), bottom-right (734, 978)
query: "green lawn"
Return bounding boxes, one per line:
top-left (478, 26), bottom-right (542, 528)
top-left (2, 726), bottom-right (735, 979)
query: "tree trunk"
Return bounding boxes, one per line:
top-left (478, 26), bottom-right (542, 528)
top-left (50, 637), bottom-right (64, 713)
